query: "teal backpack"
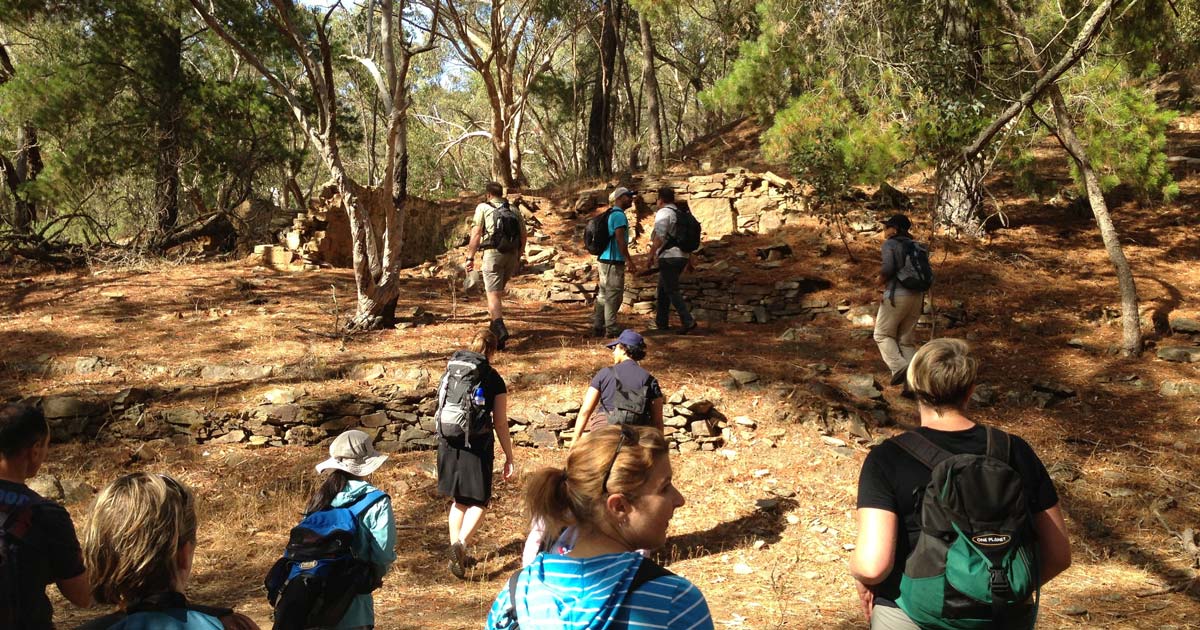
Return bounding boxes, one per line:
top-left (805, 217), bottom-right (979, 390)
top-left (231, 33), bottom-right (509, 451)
top-left (892, 427), bottom-right (1039, 629)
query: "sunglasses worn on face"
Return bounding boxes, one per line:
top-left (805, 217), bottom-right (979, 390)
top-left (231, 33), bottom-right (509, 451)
top-left (600, 425), bottom-right (638, 493)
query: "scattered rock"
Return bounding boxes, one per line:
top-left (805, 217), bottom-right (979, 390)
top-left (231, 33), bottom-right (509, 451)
top-left (1170, 316), bottom-right (1200, 334)
top-left (60, 479), bottom-right (96, 504)
top-left (28, 474), bottom-right (64, 502)
top-left (755, 498), bottom-right (780, 511)
top-left (1032, 380), bottom-right (1076, 397)
top-left (733, 416), bottom-right (757, 429)
top-left (200, 364), bottom-right (274, 381)
top-left (265, 387), bottom-right (304, 405)
top-left (820, 435), bottom-right (847, 447)
top-left (841, 374), bottom-right (882, 400)
top-left (1160, 380), bottom-right (1200, 398)
top-left (211, 430), bottom-right (246, 445)
top-left (970, 384), bottom-right (999, 407)
top-left (348, 363), bottom-right (388, 380)
top-left (41, 396), bottom-right (99, 419)
top-left (728, 370), bottom-right (760, 385)
top-left (1156, 346), bottom-right (1200, 363)
top-left (732, 562), bottom-right (754, 575)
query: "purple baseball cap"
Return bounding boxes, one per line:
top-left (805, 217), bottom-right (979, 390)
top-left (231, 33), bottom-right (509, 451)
top-left (605, 329), bottom-right (645, 348)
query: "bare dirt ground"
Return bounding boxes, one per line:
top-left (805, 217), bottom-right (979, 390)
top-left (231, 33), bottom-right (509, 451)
top-left (4, 114), bottom-right (1200, 630)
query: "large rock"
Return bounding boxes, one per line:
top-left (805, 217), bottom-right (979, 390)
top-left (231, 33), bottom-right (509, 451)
top-left (28, 475), bottom-right (64, 502)
top-left (42, 396), bottom-right (99, 419)
top-left (284, 425), bottom-right (325, 445)
top-left (687, 197), bottom-right (736, 238)
top-left (60, 479), bottom-right (96, 505)
top-left (1170, 317), bottom-right (1200, 334)
top-left (1160, 381), bottom-right (1200, 398)
top-left (842, 374), bottom-right (882, 400)
top-left (1157, 346), bottom-right (1200, 363)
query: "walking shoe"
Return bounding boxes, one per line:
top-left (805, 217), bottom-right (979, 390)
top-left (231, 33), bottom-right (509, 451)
top-left (678, 321), bottom-right (698, 335)
top-left (591, 326), bottom-right (605, 338)
top-left (890, 365), bottom-right (908, 387)
top-left (448, 542), bottom-right (466, 579)
top-left (604, 327), bottom-right (622, 338)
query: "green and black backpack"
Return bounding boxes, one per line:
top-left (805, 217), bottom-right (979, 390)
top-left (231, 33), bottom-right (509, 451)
top-left (892, 426), bottom-right (1039, 630)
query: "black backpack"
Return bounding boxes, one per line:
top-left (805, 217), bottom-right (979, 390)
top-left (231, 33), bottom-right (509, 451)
top-left (0, 503), bottom-right (35, 628)
top-left (605, 369), bottom-right (653, 426)
top-left (486, 201), bottom-right (522, 254)
top-left (498, 558), bottom-right (673, 629)
top-left (264, 490), bottom-right (388, 630)
top-left (891, 236), bottom-right (934, 292)
top-left (891, 427), bottom-right (1040, 629)
top-left (667, 202), bottom-right (701, 253)
top-left (435, 350), bottom-right (493, 448)
top-left (583, 208), bottom-right (615, 256)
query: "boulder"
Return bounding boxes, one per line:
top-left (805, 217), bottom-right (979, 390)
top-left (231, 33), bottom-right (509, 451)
top-left (42, 396), bottom-right (99, 419)
top-left (688, 197), bottom-right (736, 237)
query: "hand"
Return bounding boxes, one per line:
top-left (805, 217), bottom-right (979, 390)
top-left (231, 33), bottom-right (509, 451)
top-left (220, 613), bottom-right (261, 630)
top-left (502, 457), bottom-right (515, 480)
top-left (466, 257), bottom-right (475, 272)
top-left (855, 581), bottom-right (874, 621)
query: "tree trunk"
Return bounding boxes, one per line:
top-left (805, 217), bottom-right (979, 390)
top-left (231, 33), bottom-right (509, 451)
top-left (996, 0), bottom-right (1141, 355)
top-left (490, 113), bottom-right (516, 187)
top-left (152, 15), bottom-right (184, 233)
top-left (585, 0), bottom-right (620, 177)
top-left (11, 124), bottom-right (41, 233)
top-left (934, 157), bottom-right (986, 236)
top-left (638, 12), bottom-right (663, 174)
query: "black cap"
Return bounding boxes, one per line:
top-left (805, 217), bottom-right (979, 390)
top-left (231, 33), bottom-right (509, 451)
top-left (882, 214), bottom-right (911, 232)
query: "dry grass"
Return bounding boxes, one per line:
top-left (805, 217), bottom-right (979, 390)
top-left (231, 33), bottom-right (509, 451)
top-left (5, 113), bottom-right (1200, 629)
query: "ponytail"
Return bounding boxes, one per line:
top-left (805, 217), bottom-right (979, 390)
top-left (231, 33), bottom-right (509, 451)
top-left (306, 469), bottom-right (358, 514)
top-left (525, 467), bottom-right (573, 532)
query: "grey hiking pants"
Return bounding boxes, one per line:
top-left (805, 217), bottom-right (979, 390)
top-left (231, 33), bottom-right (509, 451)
top-left (592, 261), bottom-right (625, 333)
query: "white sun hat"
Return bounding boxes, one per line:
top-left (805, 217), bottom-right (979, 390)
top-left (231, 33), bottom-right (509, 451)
top-left (315, 429), bottom-right (389, 477)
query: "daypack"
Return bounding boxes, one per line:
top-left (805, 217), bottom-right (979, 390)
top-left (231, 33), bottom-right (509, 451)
top-left (583, 208), bottom-right (615, 256)
top-left (497, 558), bottom-right (673, 630)
top-left (435, 350), bottom-right (493, 448)
top-left (892, 236), bottom-right (934, 292)
top-left (486, 201), bottom-right (522, 254)
top-left (892, 427), bottom-right (1039, 630)
top-left (0, 503), bottom-right (35, 628)
top-left (75, 592), bottom-right (233, 630)
top-left (666, 202), bottom-right (702, 253)
top-left (604, 368), bottom-right (652, 426)
top-left (264, 490), bottom-right (388, 630)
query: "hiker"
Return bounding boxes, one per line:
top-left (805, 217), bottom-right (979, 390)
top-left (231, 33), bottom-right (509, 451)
top-left (650, 187), bottom-right (698, 334)
top-left (465, 181), bottom-right (527, 350)
top-left (0, 403), bottom-right (91, 629)
top-left (568, 329), bottom-right (664, 447)
top-left (486, 425), bottom-right (712, 630)
top-left (850, 339), bottom-right (1072, 629)
top-left (873, 214), bottom-right (932, 388)
top-left (80, 473), bottom-right (257, 629)
top-left (265, 429), bottom-right (395, 629)
top-left (436, 329), bottom-right (515, 579)
top-left (591, 187), bottom-right (638, 338)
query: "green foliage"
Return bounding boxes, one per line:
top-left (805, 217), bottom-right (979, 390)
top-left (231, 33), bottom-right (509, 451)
top-left (1065, 62), bottom-right (1178, 201)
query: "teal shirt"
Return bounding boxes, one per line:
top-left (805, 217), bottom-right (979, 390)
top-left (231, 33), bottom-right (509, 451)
top-left (331, 480), bottom-right (396, 629)
top-left (599, 207), bottom-right (629, 262)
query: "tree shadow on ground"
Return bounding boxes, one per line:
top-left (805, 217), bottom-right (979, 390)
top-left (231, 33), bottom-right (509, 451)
top-left (657, 497), bottom-right (799, 566)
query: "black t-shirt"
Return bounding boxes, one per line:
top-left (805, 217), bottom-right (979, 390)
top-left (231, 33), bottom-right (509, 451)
top-left (480, 364), bottom-right (507, 417)
top-left (589, 360), bottom-right (663, 414)
top-left (855, 425), bottom-right (1059, 606)
top-left (0, 480), bottom-right (87, 630)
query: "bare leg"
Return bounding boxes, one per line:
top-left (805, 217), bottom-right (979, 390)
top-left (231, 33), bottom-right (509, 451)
top-left (448, 502), bottom-right (466, 545)
top-left (459, 505), bottom-right (487, 546)
top-left (486, 290), bottom-right (503, 321)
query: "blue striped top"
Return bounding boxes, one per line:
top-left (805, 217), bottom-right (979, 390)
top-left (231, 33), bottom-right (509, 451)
top-left (485, 552), bottom-right (713, 630)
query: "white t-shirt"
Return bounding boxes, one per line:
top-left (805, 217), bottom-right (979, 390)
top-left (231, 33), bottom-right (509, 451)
top-left (653, 205), bottom-right (687, 260)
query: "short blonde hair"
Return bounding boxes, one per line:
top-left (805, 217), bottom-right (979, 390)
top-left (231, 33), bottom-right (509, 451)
top-left (470, 329), bottom-right (499, 356)
top-left (84, 473), bottom-right (197, 605)
top-left (906, 338), bottom-right (978, 410)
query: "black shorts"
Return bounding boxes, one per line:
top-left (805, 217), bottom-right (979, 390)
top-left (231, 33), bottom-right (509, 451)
top-left (437, 433), bottom-right (495, 507)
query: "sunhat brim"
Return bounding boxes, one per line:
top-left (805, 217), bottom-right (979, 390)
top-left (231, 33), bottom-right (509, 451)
top-left (315, 453), bottom-right (388, 477)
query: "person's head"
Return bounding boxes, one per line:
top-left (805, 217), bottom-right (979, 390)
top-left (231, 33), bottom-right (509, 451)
top-left (605, 329), bottom-right (646, 363)
top-left (470, 328), bottom-right (500, 360)
top-left (85, 473), bottom-right (197, 605)
top-left (0, 403), bottom-right (50, 478)
top-left (309, 429), bottom-right (388, 513)
top-left (906, 338), bottom-right (978, 413)
top-left (656, 186), bottom-right (676, 208)
top-left (609, 186), bottom-right (634, 210)
top-left (882, 214), bottom-right (911, 239)
top-left (485, 181), bottom-right (505, 199)
top-left (526, 425), bottom-right (683, 551)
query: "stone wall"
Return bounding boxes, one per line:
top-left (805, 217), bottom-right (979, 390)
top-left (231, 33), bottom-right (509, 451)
top-left (644, 169), bottom-right (807, 239)
top-left (25, 384), bottom-right (733, 452)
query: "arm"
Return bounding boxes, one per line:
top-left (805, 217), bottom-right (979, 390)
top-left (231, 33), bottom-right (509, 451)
top-left (56, 572), bottom-right (92, 608)
top-left (493, 393), bottom-right (515, 478)
top-left (650, 396), bottom-right (664, 434)
top-left (571, 387), bottom-right (601, 448)
top-left (1034, 504), bottom-right (1071, 584)
top-left (220, 613), bottom-right (261, 630)
top-left (878, 240), bottom-right (897, 289)
top-left (363, 496), bottom-right (398, 573)
top-left (466, 223), bottom-right (483, 271)
top-left (615, 227), bottom-right (637, 273)
top-left (850, 507), bottom-right (897, 585)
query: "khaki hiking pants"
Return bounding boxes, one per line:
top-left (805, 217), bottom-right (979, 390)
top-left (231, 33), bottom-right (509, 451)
top-left (873, 293), bottom-right (925, 376)
top-left (592, 261), bottom-right (625, 333)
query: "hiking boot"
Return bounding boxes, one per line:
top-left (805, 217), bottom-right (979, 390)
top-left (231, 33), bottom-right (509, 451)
top-left (448, 542), bottom-right (466, 579)
top-left (604, 327), bottom-right (622, 338)
top-left (678, 321), bottom-right (698, 335)
top-left (890, 365), bottom-right (908, 387)
top-left (490, 319), bottom-right (509, 350)
top-left (590, 326), bottom-right (605, 338)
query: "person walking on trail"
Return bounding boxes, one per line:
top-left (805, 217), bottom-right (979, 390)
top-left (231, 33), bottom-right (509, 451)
top-left (466, 181), bottom-right (527, 350)
top-left (486, 425), bottom-right (713, 630)
top-left (650, 186), bottom-right (697, 334)
top-left (0, 403), bottom-right (92, 630)
top-left (568, 329), bottom-right (664, 447)
top-left (592, 187), bottom-right (638, 338)
top-left (850, 339), bottom-right (1072, 630)
top-left (435, 329), bottom-right (516, 579)
top-left (80, 473), bottom-right (257, 630)
top-left (873, 214), bottom-right (930, 387)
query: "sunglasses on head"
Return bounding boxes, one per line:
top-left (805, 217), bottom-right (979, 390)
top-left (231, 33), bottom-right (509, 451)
top-left (600, 425), bottom-right (638, 494)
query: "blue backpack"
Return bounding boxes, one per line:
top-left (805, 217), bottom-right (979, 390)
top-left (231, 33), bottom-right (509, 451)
top-left (265, 490), bottom-right (387, 630)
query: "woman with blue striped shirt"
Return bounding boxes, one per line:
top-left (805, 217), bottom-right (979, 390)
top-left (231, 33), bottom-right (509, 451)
top-left (486, 425), bottom-right (713, 630)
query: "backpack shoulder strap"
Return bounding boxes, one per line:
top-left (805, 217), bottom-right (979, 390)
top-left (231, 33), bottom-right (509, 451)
top-left (984, 426), bottom-right (1011, 463)
top-left (344, 489), bottom-right (388, 520)
top-left (891, 431), bottom-right (953, 471)
top-left (629, 557), bottom-right (674, 592)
